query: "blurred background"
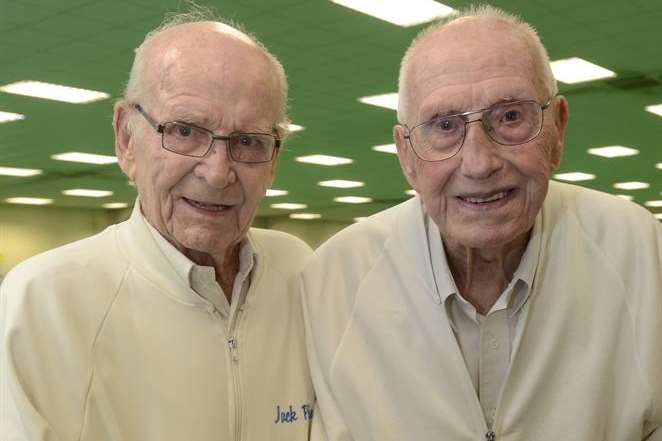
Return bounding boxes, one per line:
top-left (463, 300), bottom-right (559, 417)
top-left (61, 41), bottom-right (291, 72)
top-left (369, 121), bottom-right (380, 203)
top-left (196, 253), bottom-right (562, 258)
top-left (1, 0), bottom-right (661, 274)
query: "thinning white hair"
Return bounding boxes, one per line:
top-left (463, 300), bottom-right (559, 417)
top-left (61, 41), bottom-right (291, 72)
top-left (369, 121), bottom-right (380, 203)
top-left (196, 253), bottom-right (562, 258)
top-left (122, 2), bottom-right (291, 138)
top-left (397, 5), bottom-right (557, 123)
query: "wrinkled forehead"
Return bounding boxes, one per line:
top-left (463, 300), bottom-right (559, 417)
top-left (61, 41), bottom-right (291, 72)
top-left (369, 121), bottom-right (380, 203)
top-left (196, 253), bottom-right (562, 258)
top-left (407, 18), bottom-right (544, 103)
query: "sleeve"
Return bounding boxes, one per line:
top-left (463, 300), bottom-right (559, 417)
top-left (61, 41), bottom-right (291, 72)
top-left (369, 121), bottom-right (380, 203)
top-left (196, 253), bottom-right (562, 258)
top-left (300, 274), bottom-right (353, 441)
top-left (640, 220), bottom-right (662, 438)
top-left (0, 269), bottom-right (93, 441)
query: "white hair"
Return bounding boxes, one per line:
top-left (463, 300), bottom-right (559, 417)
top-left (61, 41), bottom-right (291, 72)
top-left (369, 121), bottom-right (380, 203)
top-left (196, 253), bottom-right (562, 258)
top-left (122, 2), bottom-right (291, 138)
top-left (397, 4), bottom-right (557, 123)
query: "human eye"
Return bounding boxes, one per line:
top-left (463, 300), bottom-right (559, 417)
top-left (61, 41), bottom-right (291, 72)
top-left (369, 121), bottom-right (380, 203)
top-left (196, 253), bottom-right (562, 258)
top-left (427, 115), bottom-right (462, 134)
top-left (493, 102), bottom-right (526, 125)
top-left (169, 123), bottom-right (195, 138)
top-left (236, 133), bottom-right (263, 148)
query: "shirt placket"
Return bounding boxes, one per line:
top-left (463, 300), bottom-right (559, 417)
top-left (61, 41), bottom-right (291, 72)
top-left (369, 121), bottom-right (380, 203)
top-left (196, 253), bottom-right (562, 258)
top-left (478, 308), bottom-right (510, 428)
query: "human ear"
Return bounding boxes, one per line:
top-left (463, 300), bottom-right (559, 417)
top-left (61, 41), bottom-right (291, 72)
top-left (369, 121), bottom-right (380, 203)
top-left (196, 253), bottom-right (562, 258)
top-left (113, 100), bottom-right (137, 180)
top-left (394, 124), bottom-right (419, 191)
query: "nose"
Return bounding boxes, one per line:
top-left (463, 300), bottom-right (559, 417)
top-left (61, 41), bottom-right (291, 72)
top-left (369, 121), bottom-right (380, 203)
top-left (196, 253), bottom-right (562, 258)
top-left (458, 119), bottom-right (503, 180)
top-left (194, 140), bottom-right (237, 188)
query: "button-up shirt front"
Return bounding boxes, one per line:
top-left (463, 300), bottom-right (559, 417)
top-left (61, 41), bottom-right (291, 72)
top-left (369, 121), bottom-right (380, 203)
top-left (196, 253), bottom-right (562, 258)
top-left (426, 213), bottom-right (542, 427)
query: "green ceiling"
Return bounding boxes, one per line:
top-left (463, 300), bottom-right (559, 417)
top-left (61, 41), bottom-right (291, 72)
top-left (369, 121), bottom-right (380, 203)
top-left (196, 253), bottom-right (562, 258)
top-left (1, 0), bottom-right (661, 222)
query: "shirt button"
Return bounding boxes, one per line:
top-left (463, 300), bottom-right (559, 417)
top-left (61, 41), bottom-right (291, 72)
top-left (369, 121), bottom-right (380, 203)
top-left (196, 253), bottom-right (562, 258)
top-left (490, 339), bottom-right (499, 349)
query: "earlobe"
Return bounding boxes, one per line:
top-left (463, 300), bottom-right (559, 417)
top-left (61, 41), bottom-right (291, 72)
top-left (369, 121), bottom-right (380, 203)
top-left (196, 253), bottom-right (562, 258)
top-left (113, 100), bottom-right (137, 180)
top-left (393, 124), bottom-right (418, 190)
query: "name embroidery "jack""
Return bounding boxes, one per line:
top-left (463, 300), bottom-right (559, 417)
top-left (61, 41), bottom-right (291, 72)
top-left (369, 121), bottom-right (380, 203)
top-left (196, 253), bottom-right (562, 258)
top-left (274, 404), bottom-right (313, 423)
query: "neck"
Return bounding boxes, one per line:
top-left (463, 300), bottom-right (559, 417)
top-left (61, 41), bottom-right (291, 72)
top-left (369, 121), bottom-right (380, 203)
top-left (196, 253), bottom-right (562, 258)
top-left (183, 243), bottom-right (242, 303)
top-left (443, 231), bottom-right (530, 315)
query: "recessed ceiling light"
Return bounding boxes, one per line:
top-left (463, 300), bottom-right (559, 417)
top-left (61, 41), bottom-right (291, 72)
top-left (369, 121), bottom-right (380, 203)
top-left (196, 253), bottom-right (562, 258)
top-left (288, 124), bottom-right (305, 133)
top-left (289, 213), bottom-right (322, 220)
top-left (616, 194), bottom-right (634, 201)
top-left (587, 145), bottom-right (639, 158)
top-left (5, 197), bottom-right (53, 205)
top-left (330, 0), bottom-right (454, 27)
top-left (102, 202), bottom-right (129, 209)
top-left (270, 203), bottom-right (307, 210)
top-left (554, 172), bottom-right (596, 182)
top-left (645, 104), bottom-right (662, 117)
top-left (644, 200), bottom-right (662, 208)
top-left (550, 57), bottom-right (616, 84)
top-left (318, 179), bottom-right (365, 188)
top-left (266, 189), bottom-right (288, 197)
top-left (405, 189), bottom-right (417, 196)
top-left (0, 111), bottom-right (25, 123)
top-left (51, 152), bottom-right (118, 165)
top-left (62, 189), bottom-right (113, 198)
top-left (0, 166), bottom-right (42, 177)
top-left (358, 93), bottom-right (398, 110)
top-left (613, 181), bottom-right (649, 190)
top-left (295, 154), bottom-right (353, 166)
top-left (0, 80), bottom-right (110, 104)
top-left (372, 144), bottom-right (398, 154)
top-left (334, 196), bottom-right (373, 204)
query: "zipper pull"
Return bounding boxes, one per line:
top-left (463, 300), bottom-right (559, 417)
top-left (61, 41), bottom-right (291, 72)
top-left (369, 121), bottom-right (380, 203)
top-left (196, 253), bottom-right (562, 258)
top-left (228, 338), bottom-right (239, 362)
top-left (485, 431), bottom-right (496, 441)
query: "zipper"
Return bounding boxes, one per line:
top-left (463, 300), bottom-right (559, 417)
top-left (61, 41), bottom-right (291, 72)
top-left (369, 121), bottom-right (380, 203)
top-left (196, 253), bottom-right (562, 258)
top-left (485, 431), bottom-right (496, 441)
top-left (228, 306), bottom-right (245, 441)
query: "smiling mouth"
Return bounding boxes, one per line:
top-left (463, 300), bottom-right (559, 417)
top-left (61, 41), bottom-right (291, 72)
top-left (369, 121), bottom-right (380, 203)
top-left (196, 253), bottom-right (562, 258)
top-left (183, 197), bottom-right (231, 212)
top-left (458, 189), bottom-right (513, 205)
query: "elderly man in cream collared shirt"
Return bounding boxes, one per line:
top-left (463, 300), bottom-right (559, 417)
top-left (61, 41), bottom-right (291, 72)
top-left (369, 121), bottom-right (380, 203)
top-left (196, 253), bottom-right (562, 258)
top-left (301, 5), bottom-right (662, 441)
top-left (0, 10), bottom-right (314, 441)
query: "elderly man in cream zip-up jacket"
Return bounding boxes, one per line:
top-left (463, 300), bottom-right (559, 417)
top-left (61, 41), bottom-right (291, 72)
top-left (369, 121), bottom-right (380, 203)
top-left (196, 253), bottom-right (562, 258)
top-left (302, 5), bottom-right (662, 441)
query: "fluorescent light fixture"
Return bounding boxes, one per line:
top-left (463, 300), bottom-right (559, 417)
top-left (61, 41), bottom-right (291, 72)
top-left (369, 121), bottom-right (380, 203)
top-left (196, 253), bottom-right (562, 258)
top-left (550, 57), bottom-right (616, 84)
top-left (654, 213), bottom-right (662, 220)
top-left (102, 202), bottom-right (129, 209)
top-left (405, 189), bottom-right (417, 196)
top-left (270, 202), bottom-right (307, 210)
top-left (613, 181), bottom-right (649, 190)
top-left (334, 196), bottom-right (373, 204)
top-left (0, 80), bottom-right (110, 104)
top-left (354, 217), bottom-right (368, 222)
top-left (645, 104), bottom-right (662, 117)
top-left (644, 200), bottom-right (662, 208)
top-left (0, 166), bottom-right (42, 177)
top-left (616, 194), bottom-right (634, 201)
top-left (51, 152), bottom-right (118, 165)
top-left (330, 0), bottom-right (454, 27)
top-left (318, 179), bottom-right (365, 188)
top-left (358, 93), bottom-right (398, 110)
top-left (266, 189), bottom-right (288, 197)
top-left (554, 172), bottom-right (596, 182)
top-left (0, 111), bottom-right (25, 123)
top-left (62, 189), bottom-right (113, 198)
top-left (295, 154), bottom-right (353, 166)
top-left (656, 163), bottom-right (662, 170)
top-left (288, 124), bottom-right (305, 133)
top-left (587, 145), bottom-right (639, 158)
top-left (289, 213), bottom-right (322, 220)
top-left (372, 143), bottom-right (398, 154)
top-left (5, 197), bottom-right (53, 205)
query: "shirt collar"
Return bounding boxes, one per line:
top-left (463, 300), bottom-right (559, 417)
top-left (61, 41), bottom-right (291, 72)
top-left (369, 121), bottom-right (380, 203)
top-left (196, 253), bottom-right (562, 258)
top-left (142, 211), bottom-right (256, 294)
top-left (425, 208), bottom-right (543, 315)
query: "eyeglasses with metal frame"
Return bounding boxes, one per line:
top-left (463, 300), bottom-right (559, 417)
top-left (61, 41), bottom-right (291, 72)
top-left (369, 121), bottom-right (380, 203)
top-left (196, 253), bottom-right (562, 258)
top-left (133, 104), bottom-right (281, 164)
top-left (402, 97), bottom-right (554, 162)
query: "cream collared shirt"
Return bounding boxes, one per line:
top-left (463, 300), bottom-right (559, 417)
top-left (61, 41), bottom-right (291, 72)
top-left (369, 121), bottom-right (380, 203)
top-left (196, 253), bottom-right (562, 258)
top-left (426, 213), bottom-right (542, 428)
top-left (144, 219), bottom-right (255, 324)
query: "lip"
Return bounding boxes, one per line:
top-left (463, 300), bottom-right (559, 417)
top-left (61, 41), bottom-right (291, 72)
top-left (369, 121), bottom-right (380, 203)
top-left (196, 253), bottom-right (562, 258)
top-left (455, 188), bottom-right (516, 210)
top-left (181, 196), bottom-right (234, 215)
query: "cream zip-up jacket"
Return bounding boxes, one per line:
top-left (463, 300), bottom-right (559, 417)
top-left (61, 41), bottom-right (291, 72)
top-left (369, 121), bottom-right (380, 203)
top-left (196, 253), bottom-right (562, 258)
top-left (1, 206), bottom-right (314, 441)
top-left (302, 181), bottom-right (662, 441)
